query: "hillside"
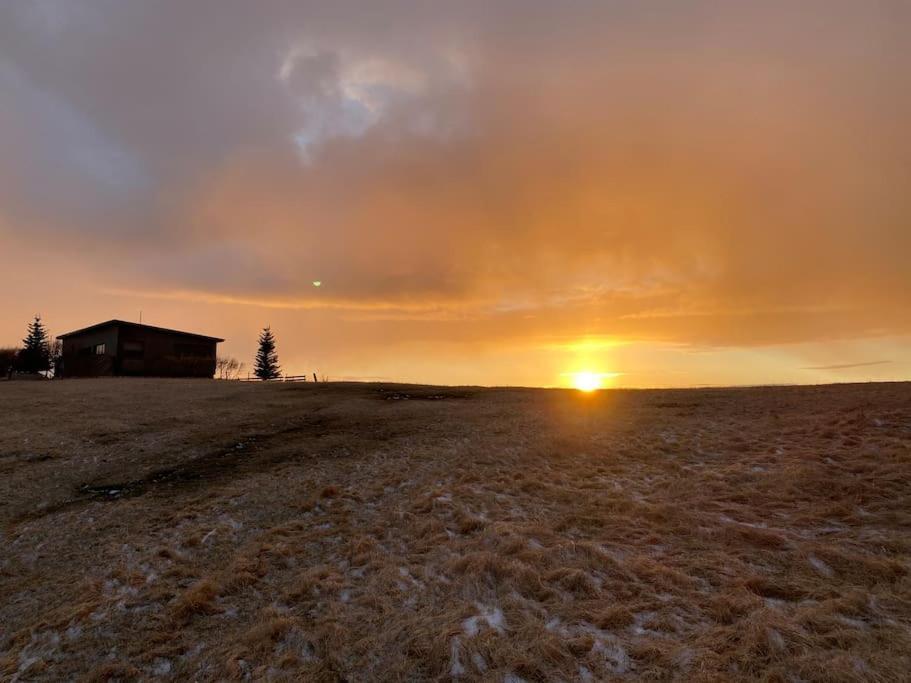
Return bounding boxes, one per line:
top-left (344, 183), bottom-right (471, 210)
top-left (1, 379), bottom-right (910, 681)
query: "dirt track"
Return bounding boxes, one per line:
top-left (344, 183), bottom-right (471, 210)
top-left (2, 379), bottom-right (910, 681)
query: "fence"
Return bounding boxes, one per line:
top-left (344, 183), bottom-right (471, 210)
top-left (239, 373), bottom-right (327, 383)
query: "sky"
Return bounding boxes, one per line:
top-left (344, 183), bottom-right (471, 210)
top-left (1, 1), bottom-right (909, 388)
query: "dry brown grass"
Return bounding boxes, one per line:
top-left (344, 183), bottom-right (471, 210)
top-left (1, 378), bottom-right (910, 681)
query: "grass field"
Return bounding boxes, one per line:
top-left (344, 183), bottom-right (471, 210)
top-left (1, 379), bottom-right (910, 681)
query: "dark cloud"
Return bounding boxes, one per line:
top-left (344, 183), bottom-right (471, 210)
top-left (802, 360), bottom-right (893, 371)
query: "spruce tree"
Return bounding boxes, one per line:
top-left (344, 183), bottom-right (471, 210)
top-left (254, 326), bottom-right (281, 380)
top-left (18, 315), bottom-right (52, 374)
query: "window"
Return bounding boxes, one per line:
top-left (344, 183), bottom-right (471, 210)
top-left (94, 343), bottom-right (106, 355)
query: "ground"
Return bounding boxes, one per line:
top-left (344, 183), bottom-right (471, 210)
top-left (1, 379), bottom-right (910, 682)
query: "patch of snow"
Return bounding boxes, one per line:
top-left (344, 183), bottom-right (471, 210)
top-left (221, 515), bottom-right (243, 530)
top-left (14, 656), bottom-right (41, 681)
top-left (808, 555), bottom-right (834, 578)
top-left (631, 612), bottom-right (658, 636)
top-left (579, 665), bottom-right (594, 682)
top-left (544, 617), bottom-right (562, 632)
top-left (767, 628), bottom-right (785, 651)
top-left (271, 602), bottom-right (291, 615)
top-left (592, 637), bottom-right (630, 674)
top-left (852, 656), bottom-right (871, 675)
top-left (463, 604), bottom-right (507, 637)
top-left (633, 611), bottom-right (671, 637)
top-left (449, 637), bottom-right (465, 677)
top-left (503, 675), bottom-right (528, 683)
top-left (471, 653), bottom-right (487, 672)
top-left (741, 520), bottom-right (768, 529)
top-left (152, 658), bottom-right (172, 676)
top-left (599, 545), bottom-right (627, 561)
top-left (674, 647), bottom-right (694, 670)
top-left (181, 642), bottom-right (206, 660)
top-left (837, 616), bottom-right (868, 630)
top-left (12, 631), bottom-right (64, 682)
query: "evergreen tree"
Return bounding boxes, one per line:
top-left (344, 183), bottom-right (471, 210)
top-left (18, 315), bottom-right (52, 374)
top-left (254, 326), bottom-right (281, 380)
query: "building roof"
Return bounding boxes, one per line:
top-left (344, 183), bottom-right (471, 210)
top-left (57, 320), bottom-right (224, 343)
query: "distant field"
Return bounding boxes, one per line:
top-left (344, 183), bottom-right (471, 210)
top-left (1, 379), bottom-right (910, 681)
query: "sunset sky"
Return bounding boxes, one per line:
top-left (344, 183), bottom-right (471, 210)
top-left (1, 1), bottom-right (908, 388)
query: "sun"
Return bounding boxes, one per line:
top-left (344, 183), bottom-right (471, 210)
top-left (572, 371), bottom-right (603, 392)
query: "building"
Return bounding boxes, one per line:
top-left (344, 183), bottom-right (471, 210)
top-left (57, 320), bottom-right (223, 378)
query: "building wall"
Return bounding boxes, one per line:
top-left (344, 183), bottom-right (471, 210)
top-left (60, 325), bottom-right (218, 378)
top-left (117, 327), bottom-right (217, 378)
top-left (59, 328), bottom-right (119, 377)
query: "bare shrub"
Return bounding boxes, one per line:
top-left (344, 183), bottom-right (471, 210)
top-left (216, 356), bottom-right (245, 380)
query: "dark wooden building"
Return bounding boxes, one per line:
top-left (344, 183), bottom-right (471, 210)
top-left (57, 320), bottom-right (223, 378)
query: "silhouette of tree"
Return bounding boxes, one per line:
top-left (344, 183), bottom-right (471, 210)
top-left (254, 327), bottom-right (281, 380)
top-left (17, 316), bottom-right (52, 374)
top-left (0, 348), bottom-right (18, 379)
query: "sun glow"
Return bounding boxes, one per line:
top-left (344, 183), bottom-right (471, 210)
top-left (572, 371), bottom-right (604, 392)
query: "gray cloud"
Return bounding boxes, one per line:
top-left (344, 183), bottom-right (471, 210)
top-left (1, 1), bottom-right (909, 349)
